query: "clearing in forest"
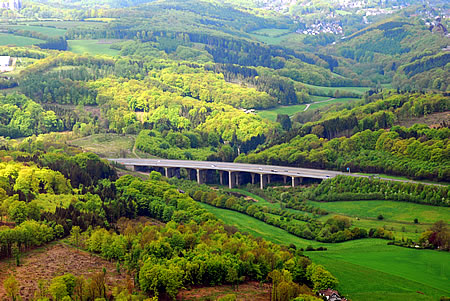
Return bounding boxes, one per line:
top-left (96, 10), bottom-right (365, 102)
top-left (0, 242), bottom-right (127, 301)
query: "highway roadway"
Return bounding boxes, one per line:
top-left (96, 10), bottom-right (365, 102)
top-left (109, 158), bottom-right (351, 180)
top-left (108, 158), bottom-right (447, 187)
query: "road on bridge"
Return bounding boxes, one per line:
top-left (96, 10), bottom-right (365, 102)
top-left (109, 158), bottom-right (349, 180)
top-left (108, 158), bottom-right (446, 187)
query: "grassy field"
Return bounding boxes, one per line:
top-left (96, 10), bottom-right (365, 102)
top-left (310, 200), bottom-right (450, 224)
top-left (198, 202), bottom-right (320, 247)
top-left (25, 21), bottom-right (108, 30)
top-left (257, 104), bottom-right (306, 121)
top-left (68, 40), bottom-right (120, 56)
top-left (303, 83), bottom-right (371, 96)
top-left (356, 172), bottom-right (449, 185)
top-left (0, 33), bottom-right (43, 46)
top-left (7, 25), bottom-right (66, 36)
top-left (257, 97), bottom-right (360, 121)
top-left (307, 239), bottom-right (450, 301)
top-left (69, 133), bottom-right (137, 158)
top-left (307, 97), bottom-right (360, 111)
top-left (249, 28), bottom-right (295, 45)
top-left (197, 203), bottom-right (450, 300)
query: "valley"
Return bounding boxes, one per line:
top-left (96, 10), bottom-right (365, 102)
top-left (0, 0), bottom-right (449, 300)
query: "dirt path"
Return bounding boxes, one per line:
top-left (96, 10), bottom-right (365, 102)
top-left (0, 242), bottom-right (128, 301)
top-left (132, 139), bottom-right (141, 159)
top-left (303, 98), bottom-right (335, 112)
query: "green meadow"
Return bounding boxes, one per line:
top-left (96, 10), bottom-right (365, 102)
top-left (198, 202), bottom-right (450, 301)
top-left (68, 40), bottom-right (120, 56)
top-left (249, 28), bottom-right (295, 45)
top-left (7, 25), bottom-right (66, 36)
top-left (257, 104), bottom-right (306, 121)
top-left (310, 200), bottom-right (450, 224)
top-left (307, 97), bottom-right (360, 111)
top-left (0, 33), bottom-right (44, 46)
top-left (303, 83), bottom-right (371, 95)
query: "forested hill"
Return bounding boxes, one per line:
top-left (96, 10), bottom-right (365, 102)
top-left (0, 0), bottom-right (449, 177)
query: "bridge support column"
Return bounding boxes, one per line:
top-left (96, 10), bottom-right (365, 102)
top-left (292, 177), bottom-right (303, 187)
top-left (267, 174), bottom-right (271, 184)
top-left (235, 172), bottom-right (240, 187)
top-left (228, 171), bottom-right (233, 189)
top-left (260, 174), bottom-right (266, 189)
top-left (164, 167), bottom-right (172, 178)
top-left (219, 171), bottom-right (224, 185)
top-left (251, 173), bottom-right (255, 185)
top-left (125, 165), bottom-right (136, 171)
top-left (283, 176), bottom-right (287, 184)
top-left (197, 169), bottom-right (203, 184)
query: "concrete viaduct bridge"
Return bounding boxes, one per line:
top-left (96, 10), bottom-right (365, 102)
top-left (108, 158), bottom-right (351, 189)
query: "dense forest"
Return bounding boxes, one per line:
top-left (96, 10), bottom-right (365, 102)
top-left (0, 138), bottom-right (337, 300)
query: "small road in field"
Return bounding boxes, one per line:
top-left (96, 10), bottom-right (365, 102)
top-left (304, 98), bottom-right (335, 111)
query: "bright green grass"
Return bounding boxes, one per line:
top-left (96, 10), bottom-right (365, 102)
top-left (317, 212), bottom-right (428, 241)
top-left (26, 21), bottom-right (107, 29)
top-left (308, 97), bottom-right (360, 111)
top-left (198, 202), bottom-right (320, 248)
top-left (250, 28), bottom-right (291, 37)
top-left (356, 172), bottom-right (449, 186)
top-left (310, 200), bottom-right (450, 224)
top-left (309, 95), bottom-right (330, 102)
top-left (249, 29), bottom-right (296, 45)
top-left (307, 240), bottom-right (450, 301)
top-left (303, 83), bottom-right (371, 95)
top-left (0, 33), bottom-right (44, 46)
top-left (69, 133), bottom-right (137, 158)
top-left (68, 40), bottom-right (120, 56)
top-left (257, 104), bottom-right (306, 121)
top-left (199, 202), bottom-right (450, 300)
top-left (7, 25), bottom-right (66, 36)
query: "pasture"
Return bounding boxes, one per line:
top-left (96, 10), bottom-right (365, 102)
top-left (6, 25), bottom-right (66, 36)
top-left (0, 33), bottom-right (43, 46)
top-left (307, 97), bottom-right (360, 111)
top-left (307, 239), bottom-right (450, 301)
top-left (198, 202), bottom-right (450, 300)
top-left (303, 83), bottom-right (371, 96)
top-left (310, 200), bottom-right (450, 224)
top-left (249, 28), bottom-right (295, 45)
top-left (67, 40), bottom-right (120, 56)
top-left (257, 104), bottom-right (306, 121)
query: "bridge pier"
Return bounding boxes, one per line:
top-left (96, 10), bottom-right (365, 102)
top-left (125, 165), bottom-right (136, 172)
top-left (260, 174), bottom-right (267, 189)
top-left (228, 171), bottom-right (233, 189)
top-left (219, 171), bottom-right (224, 185)
top-left (165, 167), bottom-right (176, 178)
top-left (251, 173), bottom-right (255, 185)
top-left (283, 175), bottom-right (287, 184)
top-left (291, 177), bottom-right (303, 187)
top-left (196, 169), bottom-right (204, 184)
top-left (235, 172), bottom-right (240, 187)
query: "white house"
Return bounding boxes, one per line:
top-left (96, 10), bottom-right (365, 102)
top-left (0, 56), bottom-right (11, 72)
